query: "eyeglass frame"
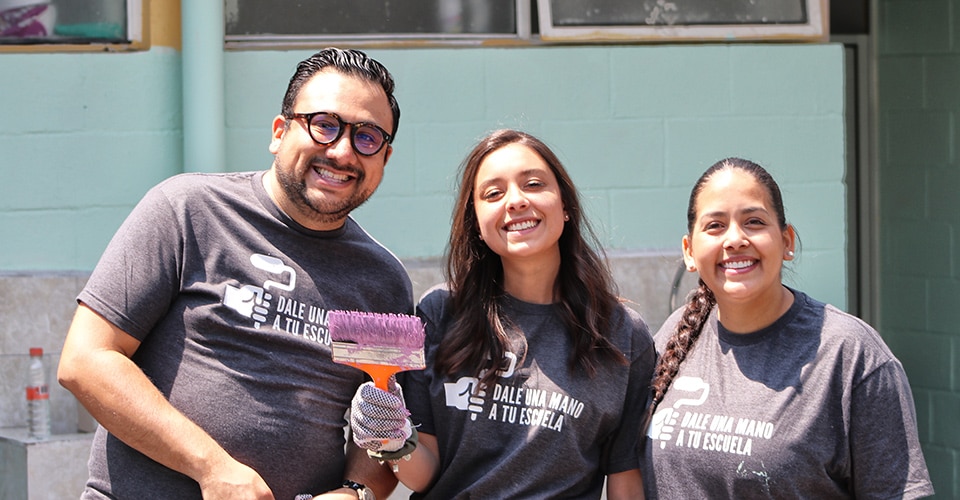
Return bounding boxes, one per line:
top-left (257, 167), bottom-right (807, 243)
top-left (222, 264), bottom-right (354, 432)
top-left (288, 111), bottom-right (393, 157)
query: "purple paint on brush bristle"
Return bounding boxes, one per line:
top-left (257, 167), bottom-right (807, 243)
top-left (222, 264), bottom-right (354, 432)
top-left (328, 310), bottom-right (425, 347)
top-left (328, 310), bottom-right (426, 389)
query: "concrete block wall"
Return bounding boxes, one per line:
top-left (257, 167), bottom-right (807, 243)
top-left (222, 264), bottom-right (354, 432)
top-left (0, 17), bottom-right (849, 498)
top-left (0, 273), bottom-right (87, 434)
top-left (0, 252), bottom-right (696, 436)
top-left (0, 274), bottom-right (91, 500)
top-left (878, 0), bottom-right (960, 497)
top-left (405, 251), bottom-right (700, 331)
top-left (0, 45), bottom-right (848, 307)
top-left (225, 45), bottom-right (848, 311)
top-left (0, 428), bottom-right (93, 500)
top-left (0, 49), bottom-right (183, 272)
top-left (0, 254), bottom-right (696, 499)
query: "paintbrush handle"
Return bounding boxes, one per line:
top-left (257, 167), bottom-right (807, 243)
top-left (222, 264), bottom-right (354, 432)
top-left (349, 362), bottom-right (403, 391)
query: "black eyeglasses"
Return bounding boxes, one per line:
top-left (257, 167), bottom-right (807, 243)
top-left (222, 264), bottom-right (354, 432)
top-left (289, 111), bottom-right (392, 156)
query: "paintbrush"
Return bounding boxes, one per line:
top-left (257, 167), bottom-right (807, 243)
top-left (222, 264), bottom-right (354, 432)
top-left (327, 310), bottom-right (426, 391)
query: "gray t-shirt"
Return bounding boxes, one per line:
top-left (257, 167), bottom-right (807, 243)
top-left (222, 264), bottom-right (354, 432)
top-left (401, 287), bottom-right (656, 499)
top-left (78, 171), bottom-right (414, 500)
top-left (643, 289), bottom-right (934, 499)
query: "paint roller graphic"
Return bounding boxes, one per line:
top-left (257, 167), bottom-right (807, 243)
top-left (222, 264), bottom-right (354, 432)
top-left (648, 376), bottom-right (709, 449)
top-left (250, 254), bottom-right (296, 291)
top-left (222, 254), bottom-right (297, 327)
top-left (444, 352), bottom-right (516, 421)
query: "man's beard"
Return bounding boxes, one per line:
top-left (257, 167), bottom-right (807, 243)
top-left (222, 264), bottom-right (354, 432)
top-left (274, 157), bottom-right (374, 226)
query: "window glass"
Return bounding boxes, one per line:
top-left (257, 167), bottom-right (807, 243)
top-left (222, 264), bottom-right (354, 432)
top-left (0, 0), bottom-right (128, 44)
top-left (538, 0), bottom-right (826, 42)
top-left (549, 0), bottom-right (807, 26)
top-left (225, 0), bottom-right (519, 40)
top-left (225, 0), bottom-right (827, 46)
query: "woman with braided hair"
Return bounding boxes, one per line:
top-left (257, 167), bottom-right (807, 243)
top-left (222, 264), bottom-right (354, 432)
top-left (642, 158), bottom-right (933, 499)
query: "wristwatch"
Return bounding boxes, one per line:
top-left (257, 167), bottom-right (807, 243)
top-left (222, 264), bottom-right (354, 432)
top-left (342, 480), bottom-right (375, 500)
top-left (292, 481), bottom-right (374, 500)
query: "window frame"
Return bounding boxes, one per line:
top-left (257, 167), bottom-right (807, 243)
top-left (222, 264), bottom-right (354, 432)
top-left (537, 0), bottom-right (828, 43)
top-left (0, 0), bottom-right (144, 53)
top-left (224, 1), bottom-right (532, 50)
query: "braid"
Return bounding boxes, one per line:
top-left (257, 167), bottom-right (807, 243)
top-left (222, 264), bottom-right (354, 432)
top-left (649, 280), bottom-right (715, 411)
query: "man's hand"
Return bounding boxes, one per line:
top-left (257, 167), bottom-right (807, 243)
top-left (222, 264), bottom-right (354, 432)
top-left (59, 305), bottom-right (274, 500)
top-left (197, 456), bottom-right (274, 500)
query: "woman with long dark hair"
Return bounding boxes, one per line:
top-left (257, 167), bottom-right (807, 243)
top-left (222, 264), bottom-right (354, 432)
top-left (350, 129), bottom-right (655, 499)
top-left (642, 157), bottom-right (933, 498)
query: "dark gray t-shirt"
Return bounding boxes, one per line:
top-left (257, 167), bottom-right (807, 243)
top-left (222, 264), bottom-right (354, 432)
top-left (401, 287), bottom-right (656, 499)
top-left (78, 171), bottom-right (414, 500)
top-left (643, 289), bottom-right (934, 499)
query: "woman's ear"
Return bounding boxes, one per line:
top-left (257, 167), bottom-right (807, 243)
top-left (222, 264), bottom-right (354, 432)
top-left (782, 224), bottom-right (796, 260)
top-left (682, 235), bottom-right (697, 272)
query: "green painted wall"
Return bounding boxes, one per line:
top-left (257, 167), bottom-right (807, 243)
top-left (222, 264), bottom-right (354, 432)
top-left (878, 0), bottom-right (960, 496)
top-left (222, 45), bottom-right (847, 308)
top-left (0, 49), bottom-right (182, 269)
top-left (0, 44), bottom-right (847, 311)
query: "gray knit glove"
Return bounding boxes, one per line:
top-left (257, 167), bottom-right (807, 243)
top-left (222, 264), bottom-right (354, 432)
top-left (351, 378), bottom-right (413, 455)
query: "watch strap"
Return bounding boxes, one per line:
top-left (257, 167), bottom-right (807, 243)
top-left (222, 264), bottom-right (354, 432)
top-left (342, 480), bottom-right (373, 500)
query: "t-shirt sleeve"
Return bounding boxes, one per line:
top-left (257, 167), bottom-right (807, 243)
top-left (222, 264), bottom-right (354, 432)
top-left (602, 310), bottom-right (656, 475)
top-left (78, 182), bottom-right (184, 340)
top-left (849, 359), bottom-right (934, 499)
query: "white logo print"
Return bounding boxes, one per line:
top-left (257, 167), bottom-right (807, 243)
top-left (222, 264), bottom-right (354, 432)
top-left (222, 254), bottom-right (297, 328)
top-left (444, 352), bottom-right (517, 420)
top-left (444, 376), bottom-right (485, 420)
top-left (648, 376), bottom-right (710, 449)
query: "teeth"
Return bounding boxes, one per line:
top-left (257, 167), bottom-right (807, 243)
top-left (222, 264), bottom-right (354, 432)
top-left (318, 168), bottom-right (349, 182)
top-left (723, 260), bottom-right (754, 269)
top-left (506, 220), bottom-right (538, 231)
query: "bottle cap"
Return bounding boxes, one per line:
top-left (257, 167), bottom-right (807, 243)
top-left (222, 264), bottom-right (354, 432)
top-left (29, 347), bottom-right (43, 356)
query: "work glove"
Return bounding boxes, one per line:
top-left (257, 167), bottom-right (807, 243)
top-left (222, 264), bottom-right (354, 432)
top-left (351, 377), bottom-right (414, 455)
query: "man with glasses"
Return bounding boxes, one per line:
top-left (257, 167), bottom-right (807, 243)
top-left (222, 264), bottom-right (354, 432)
top-left (59, 48), bottom-right (410, 500)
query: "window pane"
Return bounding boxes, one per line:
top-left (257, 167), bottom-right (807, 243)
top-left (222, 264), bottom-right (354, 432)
top-left (548, 0), bottom-right (807, 26)
top-left (225, 0), bottom-right (516, 37)
top-left (0, 0), bottom-right (128, 44)
top-left (538, 0), bottom-right (825, 43)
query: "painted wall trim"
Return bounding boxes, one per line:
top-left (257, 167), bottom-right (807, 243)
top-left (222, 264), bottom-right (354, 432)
top-left (151, 0), bottom-right (181, 50)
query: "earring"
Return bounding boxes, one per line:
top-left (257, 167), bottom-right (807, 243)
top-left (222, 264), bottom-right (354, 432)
top-left (563, 213), bottom-right (570, 222)
top-left (787, 250), bottom-right (795, 258)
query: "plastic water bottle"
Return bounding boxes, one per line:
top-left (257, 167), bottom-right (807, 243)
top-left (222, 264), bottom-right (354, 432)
top-left (26, 347), bottom-right (51, 440)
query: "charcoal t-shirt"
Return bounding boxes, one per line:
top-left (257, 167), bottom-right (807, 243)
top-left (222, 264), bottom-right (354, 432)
top-left (79, 171), bottom-right (413, 500)
top-left (643, 289), bottom-right (934, 499)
